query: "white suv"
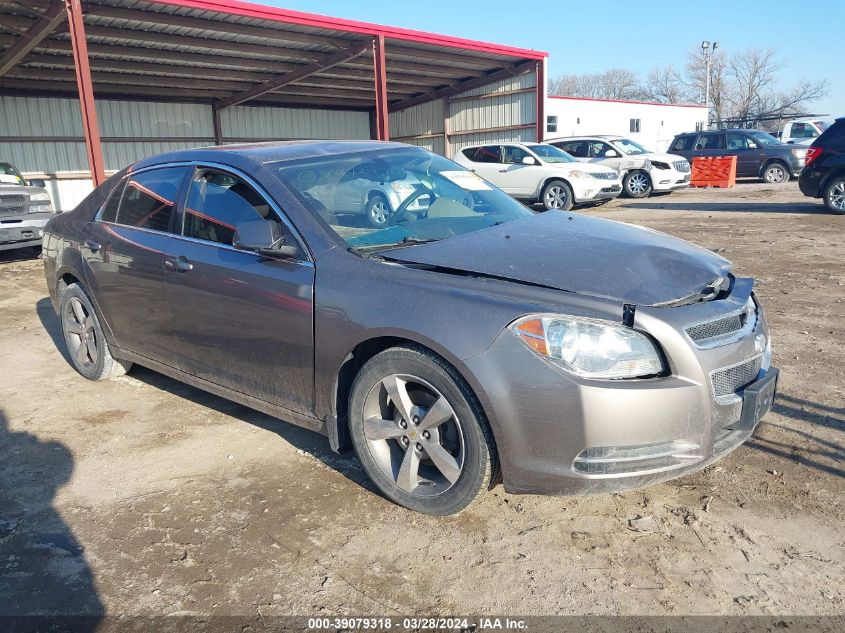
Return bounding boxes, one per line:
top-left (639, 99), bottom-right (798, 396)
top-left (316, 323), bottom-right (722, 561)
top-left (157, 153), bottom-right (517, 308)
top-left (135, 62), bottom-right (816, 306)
top-left (453, 142), bottom-right (621, 211)
top-left (547, 135), bottom-right (690, 198)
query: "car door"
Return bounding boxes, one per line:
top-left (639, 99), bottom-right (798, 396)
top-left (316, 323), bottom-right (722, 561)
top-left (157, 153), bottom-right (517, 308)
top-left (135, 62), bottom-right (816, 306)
top-left (726, 132), bottom-right (760, 177)
top-left (553, 140), bottom-right (590, 163)
top-left (462, 145), bottom-right (503, 185)
top-left (83, 165), bottom-right (191, 367)
top-left (495, 145), bottom-right (541, 196)
top-left (589, 141), bottom-right (623, 171)
top-left (162, 165), bottom-right (315, 414)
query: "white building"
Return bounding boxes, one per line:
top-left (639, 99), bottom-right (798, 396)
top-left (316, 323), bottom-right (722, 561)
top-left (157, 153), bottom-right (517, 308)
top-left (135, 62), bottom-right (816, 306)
top-left (544, 96), bottom-right (708, 152)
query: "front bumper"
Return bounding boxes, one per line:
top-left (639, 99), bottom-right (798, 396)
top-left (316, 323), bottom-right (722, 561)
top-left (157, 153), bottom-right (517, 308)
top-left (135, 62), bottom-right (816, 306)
top-left (464, 279), bottom-right (775, 495)
top-left (0, 213), bottom-right (51, 251)
top-left (651, 170), bottom-right (691, 192)
top-left (572, 179), bottom-right (622, 203)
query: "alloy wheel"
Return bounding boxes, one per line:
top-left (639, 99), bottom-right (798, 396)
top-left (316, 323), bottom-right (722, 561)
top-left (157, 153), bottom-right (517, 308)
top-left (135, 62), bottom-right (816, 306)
top-left (544, 185), bottom-right (568, 209)
top-left (766, 165), bottom-right (785, 183)
top-left (628, 172), bottom-right (650, 195)
top-left (829, 182), bottom-right (845, 211)
top-left (64, 297), bottom-right (98, 369)
top-left (362, 374), bottom-right (465, 496)
top-left (369, 199), bottom-right (389, 225)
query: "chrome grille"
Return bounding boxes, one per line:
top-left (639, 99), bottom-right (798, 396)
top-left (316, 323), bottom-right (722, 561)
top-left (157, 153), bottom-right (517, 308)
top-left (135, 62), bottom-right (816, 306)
top-left (0, 194), bottom-right (27, 216)
top-left (712, 356), bottom-right (762, 399)
top-left (686, 311), bottom-right (746, 342)
top-left (592, 172), bottom-right (617, 180)
top-left (673, 161), bottom-right (690, 173)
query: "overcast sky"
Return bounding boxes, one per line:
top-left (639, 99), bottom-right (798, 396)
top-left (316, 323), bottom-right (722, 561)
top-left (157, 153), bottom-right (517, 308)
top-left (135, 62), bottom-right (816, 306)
top-left (268, 0), bottom-right (843, 118)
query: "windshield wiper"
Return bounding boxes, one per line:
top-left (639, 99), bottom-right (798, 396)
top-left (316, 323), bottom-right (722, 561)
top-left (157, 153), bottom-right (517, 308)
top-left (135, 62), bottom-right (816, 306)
top-left (356, 236), bottom-right (440, 255)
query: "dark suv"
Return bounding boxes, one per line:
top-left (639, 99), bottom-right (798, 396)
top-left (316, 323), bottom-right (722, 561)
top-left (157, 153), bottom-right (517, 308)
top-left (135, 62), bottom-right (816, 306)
top-left (798, 117), bottom-right (845, 214)
top-left (669, 129), bottom-right (806, 183)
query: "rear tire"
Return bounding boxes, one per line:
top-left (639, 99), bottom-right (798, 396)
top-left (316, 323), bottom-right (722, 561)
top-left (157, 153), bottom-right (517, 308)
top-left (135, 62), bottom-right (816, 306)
top-left (823, 176), bottom-right (845, 215)
top-left (348, 346), bottom-right (498, 515)
top-left (762, 161), bottom-right (790, 184)
top-left (541, 179), bottom-right (574, 211)
top-left (365, 194), bottom-right (391, 228)
top-left (60, 283), bottom-right (132, 381)
top-left (623, 169), bottom-right (653, 198)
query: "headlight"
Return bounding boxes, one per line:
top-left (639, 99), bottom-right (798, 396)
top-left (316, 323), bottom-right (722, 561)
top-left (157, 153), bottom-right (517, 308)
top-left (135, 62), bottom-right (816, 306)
top-left (791, 148), bottom-right (806, 158)
top-left (568, 170), bottom-right (588, 178)
top-left (650, 161), bottom-right (670, 170)
top-left (31, 192), bottom-right (50, 201)
top-left (509, 314), bottom-right (664, 379)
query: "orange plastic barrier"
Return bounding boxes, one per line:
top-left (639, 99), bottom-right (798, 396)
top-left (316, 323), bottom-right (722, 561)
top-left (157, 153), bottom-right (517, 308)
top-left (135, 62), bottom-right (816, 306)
top-left (690, 155), bottom-right (737, 188)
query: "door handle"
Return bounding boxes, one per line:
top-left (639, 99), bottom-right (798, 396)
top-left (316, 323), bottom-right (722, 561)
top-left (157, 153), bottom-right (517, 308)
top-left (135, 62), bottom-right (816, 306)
top-left (498, 169), bottom-right (508, 172)
top-left (164, 256), bottom-right (193, 272)
top-left (84, 240), bottom-right (101, 252)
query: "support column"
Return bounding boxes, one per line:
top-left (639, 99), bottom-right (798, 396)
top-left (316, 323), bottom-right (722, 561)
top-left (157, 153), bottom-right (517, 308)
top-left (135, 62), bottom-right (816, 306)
top-left (212, 103), bottom-right (223, 145)
top-left (66, 0), bottom-right (105, 187)
top-left (535, 59), bottom-right (545, 142)
top-left (372, 35), bottom-right (389, 141)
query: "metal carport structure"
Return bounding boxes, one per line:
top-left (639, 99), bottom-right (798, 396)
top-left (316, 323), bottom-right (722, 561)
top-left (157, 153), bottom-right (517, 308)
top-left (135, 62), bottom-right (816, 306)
top-left (0, 0), bottom-right (546, 194)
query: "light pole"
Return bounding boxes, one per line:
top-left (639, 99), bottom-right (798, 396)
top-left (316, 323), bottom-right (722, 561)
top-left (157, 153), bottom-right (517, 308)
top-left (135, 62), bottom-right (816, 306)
top-left (701, 40), bottom-right (718, 124)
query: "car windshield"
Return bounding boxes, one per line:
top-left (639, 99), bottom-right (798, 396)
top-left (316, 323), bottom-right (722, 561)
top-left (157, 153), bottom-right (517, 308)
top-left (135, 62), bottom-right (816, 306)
top-left (745, 130), bottom-right (782, 146)
top-left (614, 139), bottom-right (649, 155)
top-left (815, 121), bottom-right (830, 132)
top-left (272, 148), bottom-right (534, 252)
top-left (526, 144), bottom-right (577, 163)
top-left (0, 162), bottom-right (24, 185)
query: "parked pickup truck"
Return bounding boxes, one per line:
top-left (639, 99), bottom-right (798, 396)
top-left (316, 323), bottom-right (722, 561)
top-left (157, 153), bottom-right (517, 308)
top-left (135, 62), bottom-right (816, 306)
top-left (778, 119), bottom-right (831, 146)
top-left (0, 161), bottom-right (55, 252)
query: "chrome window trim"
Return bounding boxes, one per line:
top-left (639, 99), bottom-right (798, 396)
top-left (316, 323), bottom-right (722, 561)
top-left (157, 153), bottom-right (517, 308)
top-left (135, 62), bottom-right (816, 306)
top-left (179, 161), bottom-right (313, 263)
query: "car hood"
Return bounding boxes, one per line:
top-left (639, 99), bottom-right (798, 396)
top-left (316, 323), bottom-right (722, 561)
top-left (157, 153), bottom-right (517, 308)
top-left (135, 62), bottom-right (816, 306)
top-left (384, 212), bottom-right (732, 306)
top-left (646, 152), bottom-right (688, 164)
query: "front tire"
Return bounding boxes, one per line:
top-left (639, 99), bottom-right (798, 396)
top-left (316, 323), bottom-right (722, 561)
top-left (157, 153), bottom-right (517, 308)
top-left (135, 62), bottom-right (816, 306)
top-left (623, 169), bottom-right (652, 198)
top-left (823, 176), bottom-right (845, 214)
top-left (541, 179), bottom-right (574, 211)
top-left (60, 283), bottom-right (132, 380)
top-left (348, 346), bottom-right (498, 515)
top-left (365, 194), bottom-right (391, 228)
top-left (762, 161), bottom-right (790, 184)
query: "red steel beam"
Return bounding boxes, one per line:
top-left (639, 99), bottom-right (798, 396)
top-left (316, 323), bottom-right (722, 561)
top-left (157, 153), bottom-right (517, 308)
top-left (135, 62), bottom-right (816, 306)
top-left (535, 59), bottom-right (545, 142)
top-left (0, 2), bottom-right (66, 78)
top-left (372, 35), bottom-right (389, 141)
top-left (65, 0), bottom-right (105, 187)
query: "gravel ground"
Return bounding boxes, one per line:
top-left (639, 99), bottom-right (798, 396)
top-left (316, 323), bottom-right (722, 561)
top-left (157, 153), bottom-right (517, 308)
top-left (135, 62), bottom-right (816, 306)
top-left (0, 180), bottom-right (842, 619)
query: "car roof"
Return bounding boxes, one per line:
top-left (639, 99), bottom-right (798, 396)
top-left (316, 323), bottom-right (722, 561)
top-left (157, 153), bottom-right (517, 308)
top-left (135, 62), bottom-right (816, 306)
top-left (132, 139), bottom-right (416, 171)
top-left (461, 141), bottom-right (536, 149)
top-left (547, 135), bottom-right (622, 141)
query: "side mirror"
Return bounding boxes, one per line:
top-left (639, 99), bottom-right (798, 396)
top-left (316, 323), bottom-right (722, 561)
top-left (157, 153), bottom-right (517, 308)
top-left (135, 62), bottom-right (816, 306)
top-left (28, 178), bottom-right (47, 188)
top-left (233, 220), bottom-right (298, 259)
top-left (604, 149), bottom-right (619, 158)
top-left (521, 156), bottom-right (537, 165)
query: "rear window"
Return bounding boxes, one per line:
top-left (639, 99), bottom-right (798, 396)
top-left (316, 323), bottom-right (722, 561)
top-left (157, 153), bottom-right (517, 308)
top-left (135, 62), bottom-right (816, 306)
top-left (671, 135), bottom-right (696, 152)
top-left (815, 120), bottom-right (845, 146)
top-left (463, 146), bottom-right (501, 163)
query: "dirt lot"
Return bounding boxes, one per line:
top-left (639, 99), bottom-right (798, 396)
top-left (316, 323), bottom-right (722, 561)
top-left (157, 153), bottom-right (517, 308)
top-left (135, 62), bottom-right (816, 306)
top-left (1, 181), bottom-right (843, 619)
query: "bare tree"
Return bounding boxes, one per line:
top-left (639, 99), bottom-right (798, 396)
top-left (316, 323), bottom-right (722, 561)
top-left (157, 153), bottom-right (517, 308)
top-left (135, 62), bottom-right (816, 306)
top-left (686, 47), bottom-right (728, 124)
top-left (548, 68), bottom-right (642, 100)
top-left (644, 65), bottom-right (689, 104)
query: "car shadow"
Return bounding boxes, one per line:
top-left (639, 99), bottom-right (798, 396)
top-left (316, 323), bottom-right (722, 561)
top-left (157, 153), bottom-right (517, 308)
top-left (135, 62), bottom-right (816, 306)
top-left (0, 410), bottom-right (104, 625)
top-left (0, 246), bottom-right (41, 263)
top-left (618, 200), bottom-right (827, 214)
top-left (748, 392), bottom-right (844, 479)
top-left (36, 296), bottom-right (375, 497)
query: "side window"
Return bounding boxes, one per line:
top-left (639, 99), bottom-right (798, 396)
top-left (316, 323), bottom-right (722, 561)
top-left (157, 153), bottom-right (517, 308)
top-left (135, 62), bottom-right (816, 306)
top-left (183, 169), bottom-right (273, 246)
top-left (470, 145), bottom-right (502, 163)
top-left (726, 133), bottom-right (751, 150)
top-left (100, 178), bottom-right (125, 223)
top-left (671, 135), bottom-right (696, 152)
top-left (696, 134), bottom-right (725, 150)
top-left (559, 141), bottom-right (587, 157)
top-left (502, 145), bottom-right (529, 164)
top-left (589, 141), bottom-right (613, 158)
top-left (116, 167), bottom-right (187, 232)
